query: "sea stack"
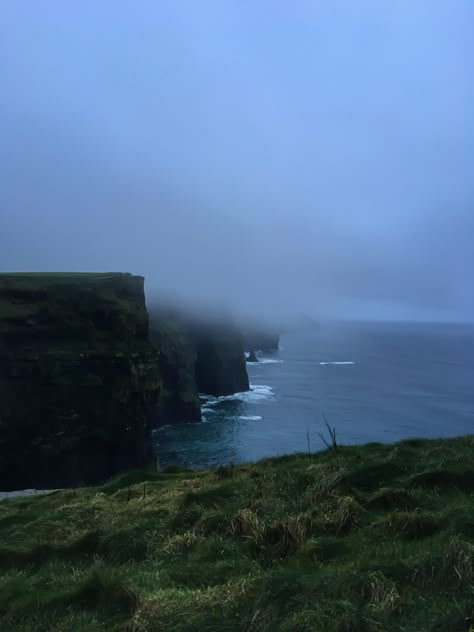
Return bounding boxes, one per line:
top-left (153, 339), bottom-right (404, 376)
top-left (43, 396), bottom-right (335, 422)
top-left (246, 350), bottom-right (258, 363)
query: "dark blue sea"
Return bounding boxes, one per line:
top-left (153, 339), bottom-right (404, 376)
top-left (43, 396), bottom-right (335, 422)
top-left (154, 321), bottom-right (474, 468)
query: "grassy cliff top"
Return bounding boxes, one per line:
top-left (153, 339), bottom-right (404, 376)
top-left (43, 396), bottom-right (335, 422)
top-left (0, 435), bottom-right (473, 631)
top-left (0, 272), bottom-right (148, 348)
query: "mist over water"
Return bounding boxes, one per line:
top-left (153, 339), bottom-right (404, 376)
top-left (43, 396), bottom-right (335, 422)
top-left (1, 1), bottom-right (473, 324)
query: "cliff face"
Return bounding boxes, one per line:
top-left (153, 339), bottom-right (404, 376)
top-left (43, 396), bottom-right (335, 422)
top-left (191, 318), bottom-right (249, 396)
top-left (0, 273), bottom-right (160, 490)
top-left (149, 306), bottom-right (249, 402)
top-left (149, 314), bottom-right (201, 423)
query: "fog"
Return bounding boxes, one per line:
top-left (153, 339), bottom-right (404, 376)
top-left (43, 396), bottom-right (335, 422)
top-left (1, 1), bottom-right (473, 323)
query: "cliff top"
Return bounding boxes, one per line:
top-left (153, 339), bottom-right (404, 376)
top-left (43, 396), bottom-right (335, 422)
top-left (0, 435), bottom-right (472, 630)
top-left (0, 271), bottom-right (148, 349)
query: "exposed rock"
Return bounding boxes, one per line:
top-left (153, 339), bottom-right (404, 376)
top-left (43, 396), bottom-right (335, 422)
top-left (149, 305), bottom-right (250, 400)
top-left (191, 318), bottom-right (249, 396)
top-left (246, 350), bottom-right (258, 363)
top-left (0, 273), bottom-right (160, 491)
top-left (149, 312), bottom-right (201, 423)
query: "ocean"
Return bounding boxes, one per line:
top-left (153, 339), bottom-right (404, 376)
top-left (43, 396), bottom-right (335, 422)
top-left (154, 321), bottom-right (474, 469)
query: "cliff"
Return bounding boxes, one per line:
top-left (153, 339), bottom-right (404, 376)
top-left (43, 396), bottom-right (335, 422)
top-left (0, 273), bottom-right (160, 490)
top-left (0, 276), bottom-right (252, 489)
top-left (191, 317), bottom-right (249, 396)
top-left (149, 305), bottom-right (249, 401)
top-left (149, 313), bottom-right (201, 423)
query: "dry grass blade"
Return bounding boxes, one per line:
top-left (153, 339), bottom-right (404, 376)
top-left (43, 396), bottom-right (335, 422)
top-left (318, 413), bottom-right (338, 453)
top-left (229, 509), bottom-right (263, 544)
top-left (364, 571), bottom-right (400, 614)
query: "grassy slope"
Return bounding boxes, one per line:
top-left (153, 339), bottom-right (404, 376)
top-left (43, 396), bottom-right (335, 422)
top-left (0, 436), bottom-right (473, 632)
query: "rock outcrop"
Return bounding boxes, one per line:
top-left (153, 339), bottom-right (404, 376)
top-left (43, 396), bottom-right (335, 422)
top-left (246, 350), bottom-right (258, 363)
top-left (0, 273), bottom-right (160, 490)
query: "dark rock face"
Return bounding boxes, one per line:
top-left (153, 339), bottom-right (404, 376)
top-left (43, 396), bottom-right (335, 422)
top-left (149, 314), bottom-right (201, 423)
top-left (242, 328), bottom-right (280, 352)
top-left (192, 320), bottom-right (249, 396)
top-left (246, 350), bottom-right (258, 363)
top-left (0, 273), bottom-right (160, 490)
top-left (149, 305), bottom-right (250, 402)
top-left (0, 276), bottom-right (253, 489)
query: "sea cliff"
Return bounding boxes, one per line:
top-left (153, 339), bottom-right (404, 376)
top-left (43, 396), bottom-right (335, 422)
top-left (0, 274), bottom-right (251, 490)
top-left (0, 273), bottom-right (160, 490)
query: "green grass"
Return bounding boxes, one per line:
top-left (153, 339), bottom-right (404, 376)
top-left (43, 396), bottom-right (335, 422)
top-left (0, 271), bottom-right (148, 350)
top-left (0, 435), bottom-right (474, 631)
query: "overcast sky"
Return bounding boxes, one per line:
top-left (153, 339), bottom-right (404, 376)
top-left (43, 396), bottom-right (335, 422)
top-left (1, 1), bottom-right (473, 322)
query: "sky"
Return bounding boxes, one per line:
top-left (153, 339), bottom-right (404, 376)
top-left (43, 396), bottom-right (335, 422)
top-left (1, 1), bottom-right (473, 322)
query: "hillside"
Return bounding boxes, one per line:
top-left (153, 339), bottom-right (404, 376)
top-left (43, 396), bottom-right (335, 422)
top-left (0, 435), bottom-right (473, 631)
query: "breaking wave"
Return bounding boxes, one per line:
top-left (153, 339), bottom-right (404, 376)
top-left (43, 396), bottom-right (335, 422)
top-left (201, 384), bottom-right (274, 405)
top-left (319, 361), bottom-right (355, 365)
top-left (239, 415), bottom-right (263, 421)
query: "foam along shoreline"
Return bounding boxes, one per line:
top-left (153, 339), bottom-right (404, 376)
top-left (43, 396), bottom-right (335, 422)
top-left (200, 384), bottom-right (274, 405)
top-left (246, 349), bottom-right (284, 365)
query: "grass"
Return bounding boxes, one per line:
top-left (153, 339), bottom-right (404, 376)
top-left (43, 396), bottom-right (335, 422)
top-left (0, 271), bottom-right (148, 350)
top-left (0, 435), bottom-right (473, 631)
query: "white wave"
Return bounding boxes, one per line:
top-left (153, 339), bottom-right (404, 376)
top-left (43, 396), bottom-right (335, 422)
top-left (319, 361), bottom-right (355, 365)
top-left (203, 384), bottom-right (274, 405)
top-left (201, 405), bottom-right (217, 413)
top-left (255, 358), bottom-right (284, 364)
top-left (239, 415), bottom-right (263, 420)
top-left (155, 424), bottom-right (172, 432)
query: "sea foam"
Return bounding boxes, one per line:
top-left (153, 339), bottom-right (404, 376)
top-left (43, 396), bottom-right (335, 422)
top-left (319, 361), bottom-right (355, 365)
top-left (239, 415), bottom-right (263, 421)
